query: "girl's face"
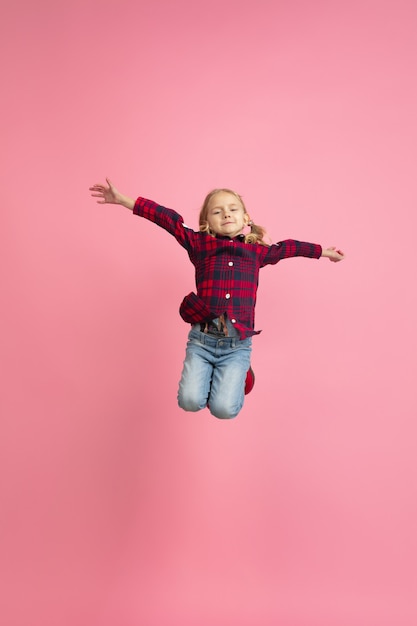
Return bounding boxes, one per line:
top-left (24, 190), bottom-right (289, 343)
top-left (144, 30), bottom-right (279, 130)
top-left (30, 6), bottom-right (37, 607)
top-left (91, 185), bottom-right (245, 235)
top-left (205, 191), bottom-right (250, 238)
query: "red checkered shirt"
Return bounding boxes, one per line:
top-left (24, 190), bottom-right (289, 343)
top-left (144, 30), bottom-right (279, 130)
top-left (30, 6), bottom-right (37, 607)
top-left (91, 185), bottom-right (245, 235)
top-left (134, 197), bottom-right (322, 339)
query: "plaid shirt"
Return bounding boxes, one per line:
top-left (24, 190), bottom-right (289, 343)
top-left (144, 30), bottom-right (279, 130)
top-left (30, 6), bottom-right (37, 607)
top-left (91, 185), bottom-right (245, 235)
top-left (134, 197), bottom-right (322, 339)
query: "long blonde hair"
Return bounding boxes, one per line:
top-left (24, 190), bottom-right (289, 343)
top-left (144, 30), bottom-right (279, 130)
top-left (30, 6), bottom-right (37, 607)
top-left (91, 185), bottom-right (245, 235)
top-left (198, 188), bottom-right (269, 246)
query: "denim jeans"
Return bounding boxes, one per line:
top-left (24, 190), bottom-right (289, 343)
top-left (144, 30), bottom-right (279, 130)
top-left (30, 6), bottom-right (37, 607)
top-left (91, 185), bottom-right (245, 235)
top-left (177, 325), bottom-right (252, 420)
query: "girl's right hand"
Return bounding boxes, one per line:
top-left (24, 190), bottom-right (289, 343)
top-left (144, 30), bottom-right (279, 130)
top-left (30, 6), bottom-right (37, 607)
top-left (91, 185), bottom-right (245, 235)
top-left (89, 179), bottom-right (135, 210)
top-left (89, 178), bottom-right (121, 204)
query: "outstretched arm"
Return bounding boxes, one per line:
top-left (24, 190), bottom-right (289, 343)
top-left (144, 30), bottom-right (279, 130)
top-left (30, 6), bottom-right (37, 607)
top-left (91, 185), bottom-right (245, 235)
top-left (91, 181), bottom-right (197, 253)
top-left (321, 247), bottom-right (345, 262)
top-left (89, 179), bottom-right (135, 211)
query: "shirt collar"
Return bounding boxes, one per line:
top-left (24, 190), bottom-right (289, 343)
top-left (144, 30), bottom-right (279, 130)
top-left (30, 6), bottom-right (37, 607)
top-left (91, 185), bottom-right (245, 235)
top-left (216, 233), bottom-right (246, 242)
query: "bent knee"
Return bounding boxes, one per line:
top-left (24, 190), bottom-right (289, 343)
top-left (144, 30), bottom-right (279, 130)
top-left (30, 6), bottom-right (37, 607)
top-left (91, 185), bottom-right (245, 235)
top-left (178, 393), bottom-right (206, 413)
top-left (208, 402), bottom-right (242, 420)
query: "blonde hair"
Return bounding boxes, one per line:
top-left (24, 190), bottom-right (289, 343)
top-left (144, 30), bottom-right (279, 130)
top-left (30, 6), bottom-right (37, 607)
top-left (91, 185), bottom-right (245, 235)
top-left (198, 188), bottom-right (269, 246)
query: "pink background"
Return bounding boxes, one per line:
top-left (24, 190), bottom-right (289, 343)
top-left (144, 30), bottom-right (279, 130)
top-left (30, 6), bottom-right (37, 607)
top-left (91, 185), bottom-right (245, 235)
top-left (2, 1), bottom-right (417, 624)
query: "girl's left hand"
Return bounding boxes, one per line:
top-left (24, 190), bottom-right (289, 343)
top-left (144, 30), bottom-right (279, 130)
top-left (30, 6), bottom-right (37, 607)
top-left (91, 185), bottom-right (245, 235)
top-left (323, 246), bottom-right (345, 262)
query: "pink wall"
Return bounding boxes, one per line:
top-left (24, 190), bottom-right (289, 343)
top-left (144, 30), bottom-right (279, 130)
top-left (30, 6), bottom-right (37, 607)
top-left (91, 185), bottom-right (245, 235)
top-left (2, 1), bottom-right (417, 624)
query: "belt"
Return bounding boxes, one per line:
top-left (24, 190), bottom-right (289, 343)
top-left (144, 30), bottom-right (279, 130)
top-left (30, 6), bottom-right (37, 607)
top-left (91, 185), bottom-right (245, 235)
top-left (200, 314), bottom-right (237, 338)
top-left (200, 323), bottom-right (227, 337)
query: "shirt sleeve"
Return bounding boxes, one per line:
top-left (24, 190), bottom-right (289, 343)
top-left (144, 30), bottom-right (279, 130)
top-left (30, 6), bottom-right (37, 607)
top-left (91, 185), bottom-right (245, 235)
top-left (133, 197), bottom-right (196, 253)
top-left (261, 239), bottom-right (322, 266)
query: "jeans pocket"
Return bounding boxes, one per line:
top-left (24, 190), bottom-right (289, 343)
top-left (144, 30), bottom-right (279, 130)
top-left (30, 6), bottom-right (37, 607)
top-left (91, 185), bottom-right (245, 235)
top-left (236, 337), bottom-right (252, 350)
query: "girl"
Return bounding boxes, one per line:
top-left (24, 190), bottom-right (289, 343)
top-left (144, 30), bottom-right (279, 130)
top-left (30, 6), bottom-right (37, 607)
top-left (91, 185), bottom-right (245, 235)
top-left (90, 179), bottom-right (344, 420)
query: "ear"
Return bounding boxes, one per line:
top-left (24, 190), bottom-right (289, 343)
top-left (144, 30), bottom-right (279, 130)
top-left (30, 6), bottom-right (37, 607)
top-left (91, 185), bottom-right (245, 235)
top-left (244, 213), bottom-right (251, 226)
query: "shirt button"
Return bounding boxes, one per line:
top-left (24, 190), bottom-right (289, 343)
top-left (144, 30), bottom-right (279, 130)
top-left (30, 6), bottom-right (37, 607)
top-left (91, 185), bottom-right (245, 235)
top-left (228, 261), bottom-right (233, 266)
top-left (225, 293), bottom-right (231, 299)
top-left (231, 318), bottom-right (236, 323)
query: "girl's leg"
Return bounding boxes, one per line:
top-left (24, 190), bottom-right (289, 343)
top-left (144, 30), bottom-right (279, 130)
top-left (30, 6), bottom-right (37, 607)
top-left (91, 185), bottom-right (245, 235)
top-left (208, 339), bottom-right (252, 420)
top-left (177, 330), bottom-right (214, 412)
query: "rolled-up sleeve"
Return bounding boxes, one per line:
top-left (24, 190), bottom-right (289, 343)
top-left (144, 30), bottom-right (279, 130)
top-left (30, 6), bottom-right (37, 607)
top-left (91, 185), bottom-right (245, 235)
top-left (261, 239), bottom-right (322, 267)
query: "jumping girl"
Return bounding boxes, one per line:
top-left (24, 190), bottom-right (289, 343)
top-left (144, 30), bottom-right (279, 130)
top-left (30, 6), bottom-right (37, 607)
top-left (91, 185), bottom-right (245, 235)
top-left (90, 179), bottom-right (344, 420)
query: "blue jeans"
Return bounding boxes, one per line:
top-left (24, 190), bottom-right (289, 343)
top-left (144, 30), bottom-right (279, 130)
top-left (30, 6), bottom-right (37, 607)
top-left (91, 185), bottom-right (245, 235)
top-left (177, 325), bottom-right (252, 420)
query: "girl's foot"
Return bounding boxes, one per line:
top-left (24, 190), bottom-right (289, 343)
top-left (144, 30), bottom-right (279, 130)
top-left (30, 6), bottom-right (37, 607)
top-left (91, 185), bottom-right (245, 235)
top-left (244, 367), bottom-right (255, 395)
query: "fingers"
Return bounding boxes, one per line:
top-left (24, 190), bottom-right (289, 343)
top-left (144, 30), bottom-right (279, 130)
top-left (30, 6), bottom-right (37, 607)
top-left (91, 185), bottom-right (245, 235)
top-left (327, 246), bottom-right (345, 258)
top-left (89, 181), bottom-right (112, 205)
top-left (89, 180), bottom-right (112, 191)
top-left (327, 247), bottom-right (345, 262)
top-left (90, 185), bottom-right (107, 204)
